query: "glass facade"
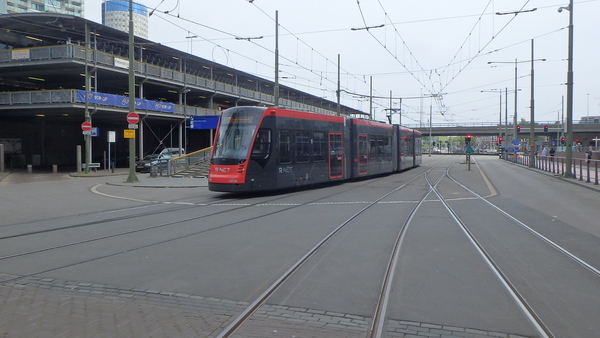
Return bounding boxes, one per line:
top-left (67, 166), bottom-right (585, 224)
top-left (101, 0), bottom-right (148, 39)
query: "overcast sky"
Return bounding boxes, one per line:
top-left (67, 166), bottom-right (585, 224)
top-left (84, 0), bottom-right (599, 126)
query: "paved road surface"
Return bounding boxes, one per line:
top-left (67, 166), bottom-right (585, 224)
top-left (0, 156), bottom-right (598, 337)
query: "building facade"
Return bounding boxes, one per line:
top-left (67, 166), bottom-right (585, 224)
top-left (102, 0), bottom-right (148, 39)
top-left (0, 0), bottom-right (84, 16)
top-left (0, 13), bottom-right (363, 171)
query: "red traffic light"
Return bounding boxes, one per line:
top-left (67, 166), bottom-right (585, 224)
top-left (544, 125), bottom-right (549, 132)
top-left (516, 125), bottom-right (521, 132)
top-left (499, 137), bottom-right (503, 142)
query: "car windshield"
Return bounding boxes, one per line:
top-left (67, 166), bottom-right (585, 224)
top-left (212, 107), bottom-right (264, 161)
top-left (144, 154), bottom-right (159, 160)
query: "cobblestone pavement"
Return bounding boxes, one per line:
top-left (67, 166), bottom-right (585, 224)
top-left (0, 273), bottom-right (532, 338)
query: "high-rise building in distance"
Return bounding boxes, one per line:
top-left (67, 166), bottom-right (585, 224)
top-left (0, 0), bottom-right (84, 17)
top-left (102, 0), bottom-right (148, 39)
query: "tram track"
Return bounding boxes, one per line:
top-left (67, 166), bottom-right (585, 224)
top-left (426, 166), bottom-right (553, 338)
top-left (407, 158), bottom-right (600, 338)
top-left (215, 156), bottom-right (600, 338)
top-left (3, 156), bottom-right (599, 337)
top-left (0, 162), bottom-right (440, 288)
top-left (445, 168), bottom-right (600, 277)
top-left (214, 161), bottom-right (452, 338)
top-left (0, 168), bottom-right (407, 244)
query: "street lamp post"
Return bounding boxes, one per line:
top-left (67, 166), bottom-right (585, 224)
top-left (124, 0), bottom-right (139, 183)
top-left (559, 0), bottom-right (574, 178)
top-left (488, 56), bottom-right (545, 160)
top-left (494, 7), bottom-right (537, 159)
top-left (183, 89), bottom-right (190, 152)
top-left (274, 10), bottom-right (279, 107)
top-left (186, 34), bottom-right (198, 54)
top-left (481, 89), bottom-right (503, 149)
top-left (529, 39), bottom-right (536, 168)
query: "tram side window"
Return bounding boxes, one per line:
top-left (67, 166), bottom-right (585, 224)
top-left (384, 136), bottom-right (392, 160)
top-left (295, 130), bottom-right (311, 163)
top-left (252, 129), bottom-right (271, 160)
top-left (369, 135), bottom-right (378, 158)
top-left (279, 130), bottom-right (292, 164)
top-left (313, 131), bottom-right (326, 162)
top-left (377, 136), bottom-right (385, 156)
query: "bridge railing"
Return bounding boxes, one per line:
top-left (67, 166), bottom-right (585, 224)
top-left (405, 121), bottom-right (573, 129)
top-left (500, 152), bottom-right (599, 185)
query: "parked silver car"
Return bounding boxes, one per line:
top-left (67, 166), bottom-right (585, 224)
top-left (136, 148), bottom-right (185, 173)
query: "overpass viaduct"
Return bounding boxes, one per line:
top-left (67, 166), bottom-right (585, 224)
top-left (412, 122), bottom-right (600, 142)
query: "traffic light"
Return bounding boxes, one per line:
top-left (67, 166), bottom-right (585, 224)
top-left (516, 125), bottom-right (521, 133)
top-left (465, 135), bottom-right (472, 145)
top-left (544, 125), bottom-right (548, 133)
top-left (561, 137), bottom-right (566, 145)
top-left (499, 137), bottom-right (503, 142)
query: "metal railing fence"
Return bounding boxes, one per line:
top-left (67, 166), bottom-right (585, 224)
top-left (500, 153), bottom-right (599, 185)
top-left (0, 44), bottom-right (343, 116)
top-left (167, 147), bottom-right (212, 175)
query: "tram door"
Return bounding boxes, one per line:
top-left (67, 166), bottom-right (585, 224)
top-left (358, 134), bottom-right (368, 175)
top-left (329, 133), bottom-right (344, 178)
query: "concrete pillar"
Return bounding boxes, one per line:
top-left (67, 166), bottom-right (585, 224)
top-left (0, 144), bottom-right (4, 173)
top-left (77, 145), bottom-right (82, 173)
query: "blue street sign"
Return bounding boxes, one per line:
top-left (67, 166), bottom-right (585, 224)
top-left (512, 139), bottom-right (519, 145)
top-left (190, 115), bottom-right (220, 129)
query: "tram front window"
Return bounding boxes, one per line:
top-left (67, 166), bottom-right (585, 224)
top-left (213, 108), bottom-right (262, 162)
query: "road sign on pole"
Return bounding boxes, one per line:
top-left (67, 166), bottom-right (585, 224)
top-left (81, 121), bottom-right (92, 131)
top-left (126, 112), bottom-right (139, 124)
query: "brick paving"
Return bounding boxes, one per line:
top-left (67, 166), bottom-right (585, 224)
top-left (0, 273), bottom-right (240, 338)
top-left (0, 273), bottom-right (532, 338)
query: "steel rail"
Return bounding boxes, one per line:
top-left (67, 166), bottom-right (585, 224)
top-left (369, 165), bottom-right (449, 338)
top-left (0, 177), bottom-right (387, 285)
top-left (446, 170), bottom-right (600, 277)
top-left (214, 164), bottom-right (442, 338)
top-left (431, 172), bottom-right (554, 338)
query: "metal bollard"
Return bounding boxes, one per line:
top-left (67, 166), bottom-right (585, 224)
top-left (27, 164), bottom-right (32, 173)
top-left (53, 164), bottom-right (58, 174)
top-left (150, 165), bottom-right (158, 178)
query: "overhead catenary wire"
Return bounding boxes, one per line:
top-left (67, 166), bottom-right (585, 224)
top-left (437, 0), bottom-right (533, 92)
top-left (154, 6), bottom-right (371, 107)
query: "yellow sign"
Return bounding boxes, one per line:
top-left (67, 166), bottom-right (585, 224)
top-left (124, 129), bottom-right (135, 139)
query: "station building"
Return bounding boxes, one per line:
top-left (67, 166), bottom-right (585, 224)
top-left (0, 13), bottom-right (364, 170)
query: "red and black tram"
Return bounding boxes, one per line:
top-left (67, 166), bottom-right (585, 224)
top-left (208, 106), bottom-right (422, 192)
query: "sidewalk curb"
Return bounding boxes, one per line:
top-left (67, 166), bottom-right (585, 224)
top-left (504, 159), bottom-right (600, 194)
top-left (105, 182), bottom-right (206, 188)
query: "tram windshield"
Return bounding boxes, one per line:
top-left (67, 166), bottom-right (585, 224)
top-left (212, 108), bottom-right (264, 161)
